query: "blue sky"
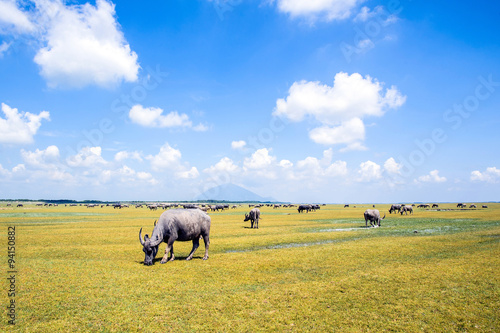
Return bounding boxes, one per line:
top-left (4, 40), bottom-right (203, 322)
top-left (0, 0), bottom-right (499, 203)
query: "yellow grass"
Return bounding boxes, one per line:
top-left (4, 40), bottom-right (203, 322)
top-left (1, 203), bottom-right (499, 332)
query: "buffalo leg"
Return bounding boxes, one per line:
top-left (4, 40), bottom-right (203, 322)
top-left (255, 218), bottom-right (259, 229)
top-left (202, 234), bottom-right (210, 260)
top-left (160, 240), bottom-right (175, 264)
top-left (186, 238), bottom-right (200, 261)
top-left (251, 220), bottom-right (254, 228)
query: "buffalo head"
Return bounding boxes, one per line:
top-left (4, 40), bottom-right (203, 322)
top-left (139, 226), bottom-right (162, 266)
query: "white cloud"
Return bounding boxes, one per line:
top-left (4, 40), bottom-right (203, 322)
top-left (129, 104), bottom-right (207, 131)
top-left (0, 103), bottom-right (50, 144)
top-left (100, 165), bottom-right (158, 185)
top-left (67, 146), bottom-right (107, 168)
top-left (192, 123), bottom-right (209, 132)
top-left (279, 159), bottom-right (293, 168)
top-left (0, 41), bottom-right (12, 57)
top-left (146, 142), bottom-right (197, 179)
top-left (274, 72), bottom-right (406, 149)
top-left (354, 6), bottom-right (398, 24)
top-left (384, 157), bottom-right (401, 175)
top-left (470, 167), bottom-right (500, 183)
top-left (129, 105), bottom-right (192, 128)
top-left (21, 145), bottom-right (60, 168)
top-left (0, 0), bottom-right (35, 33)
top-left (0, 163), bottom-right (9, 177)
top-left (204, 157), bottom-right (239, 174)
top-left (33, 0), bottom-right (139, 88)
top-left (114, 150), bottom-right (143, 162)
top-left (244, 148), bottom-right (276, 170)
top-left (309, 117), bottom-right (365, 146)
top-left (176, 167), bottom-right (199, 179)
top-left (231, 140), bottom-right (247, 150)
top-left (147, 143), bottom-right (182, 172)
top-left (276, 0), bottom-right (361, 22)
top-left (325, 160), bottom-right (348, 177)
top-left (357, 160), bottom-right (382, 182)
top-left (417, 170), bottom-right (446, 183)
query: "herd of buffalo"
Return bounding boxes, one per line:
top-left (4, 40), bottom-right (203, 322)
top-left (2, 200), bottom-right (486, 266)
top-left (135, 202), bottom-right (488, 266)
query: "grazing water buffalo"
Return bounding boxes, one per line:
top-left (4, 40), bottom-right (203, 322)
top-left (400, 205), bottom-right (413, 215)
top-left (298, 204), bottom-right (311, 213)
top-left (457, 203), bottom-right (466, 208)
top-left (469, 204), bottom-right (477, 208)
top-left (432, 204), bottom-right (439, 208)
top-left (388, 204), bottom-right (402, 214)
top-left (482, 205), bottom-right (488, 209)
top-left (244, 208), bottom-right (260, 229)
top-left (139, 209), bottom-right (211, 266)
top-left (364, 209), bottom-right (385, 227)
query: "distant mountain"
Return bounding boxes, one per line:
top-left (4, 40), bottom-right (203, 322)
top-left (194, 183), bottom-right (276, 202)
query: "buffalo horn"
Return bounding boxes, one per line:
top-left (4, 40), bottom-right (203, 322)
top-left (139, 228), bottom-right (145, 246)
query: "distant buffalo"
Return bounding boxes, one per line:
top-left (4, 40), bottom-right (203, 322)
top-left (244, 208), bottom-right (260, 229)
top-left (364, 209), bottom-right (385, 227)
top-left (388, 204), bottom-right (402, 214)
top-left (298, 204), bottom-right (311, 213)
top-left (400, 205), bottom-right (413, 215)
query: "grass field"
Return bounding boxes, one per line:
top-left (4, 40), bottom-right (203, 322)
top-left (1, 203), bottom-right (499, 332)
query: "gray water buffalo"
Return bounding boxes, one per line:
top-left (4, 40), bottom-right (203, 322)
top-left (388, 204), bottom-right (402, 214)
top-left (139, 209), bottom-right (211, 266)
top-left (244, 208), bottom-right (260, 228)
top-left (400, 205), bottom-right (413, 215)
top-left (364, 209), bottom-right (385, 227)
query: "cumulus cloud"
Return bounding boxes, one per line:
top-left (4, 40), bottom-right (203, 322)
top-left (146, 143), bottom-right (182, 172)
top-left (308, 117), bottom-right (366, 147)
top-left (470, 167), bottom-right (500, 183)
top-left (244, 148), bottom-right (276, 170)
top-left (146, 142), bottom-right (198, 179)
top-left (357, 160), bottom-right (382, 182)
top-left (204, 157), bottom-right (239, 174)
top-left (0, 103), bottom-right (50, 144)
top-left (416, 170), bottom-right (446, 183)
top-left (176, 167), bottom-right (200, 179)
top-left (31, 0), bottom-right (139, 88)
top-left (274, 72), bottom-right (405, 149)
top-left (383, 157), bottom-right (402, 175)
top-left (21, 145), bottom-right (60, 168)
top-left (114, 150), bottom-right (143, 162)
top-left (276, 0), bottom-right (361, 22)
top-left (129, 104), bottom-right (207, 131)
top-left (231, 140), bottom-right (246, 150)
top-left (67, 146), bottom-right (107, 168)
top-left (0, 0), bottom-right (35, 33)
top-left (100, 165), bottom-right (158, 185)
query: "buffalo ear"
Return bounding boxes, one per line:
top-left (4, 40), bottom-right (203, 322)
top-left (145, 234), bottom-right (150, 240)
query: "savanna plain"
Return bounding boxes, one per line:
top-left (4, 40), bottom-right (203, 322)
top-left (1, 203), bottom-right (499, 332)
